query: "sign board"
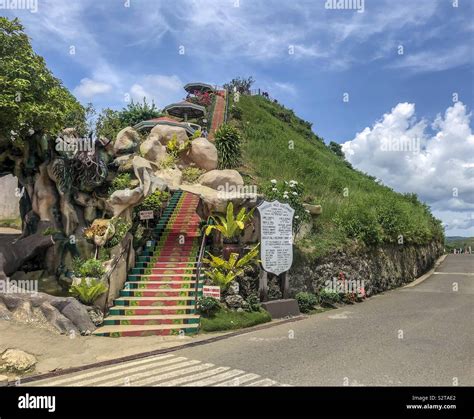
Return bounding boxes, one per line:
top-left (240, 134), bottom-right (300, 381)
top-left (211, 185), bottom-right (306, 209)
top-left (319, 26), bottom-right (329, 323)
top-left (202, 285), bottom-right (221, 300)
top-left (139, 210), bottom-right (154, 220)
top-left (257, 200), bottom-right (294, 276)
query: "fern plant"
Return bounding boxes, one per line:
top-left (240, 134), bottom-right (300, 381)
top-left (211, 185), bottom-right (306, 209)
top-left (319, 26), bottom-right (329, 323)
top-left (70, 278), bottom-right (107, 305)
top-left (203, 244), bottom-right (260, 289)
top-left (214, 124), bottom-right (242, 169)
top-left (205, 202), bottom-right (254, 242)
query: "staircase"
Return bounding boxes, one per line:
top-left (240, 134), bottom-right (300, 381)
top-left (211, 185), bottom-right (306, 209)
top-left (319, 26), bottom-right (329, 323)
top-left (93, 191), bottom-right (204, 337)
top-left (209, 90), bottom-right (227, 140)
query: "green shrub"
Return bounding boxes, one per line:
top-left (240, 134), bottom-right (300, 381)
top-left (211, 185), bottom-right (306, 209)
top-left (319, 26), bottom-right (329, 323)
top-left (105, 217), bottom-right (132, 248)
top-left (70, 278), bottom-right (107, 305)
top-left (159, 154), bottom-right (177, 169)
top-left (319, 289), bottom-right (341, 306)
top-left (296, 292), bottom-right (318, 313)
top-left (72, 258), bottom-right (105, 279)
top-left (197, 297), bottom-right (221, 318)
top-left (136, 190), bottom-right (170, 214)
top-left (231, 106), bottom-right (243, 120)
top-left (182, 167), bottom-right (204, 184)
top-left (108, 173), bottom-right (132, 194)
top-left (214, 124), bottom-right (242, 169)
top-left (191, 130), bottom-right (202, 139)
top-left (245, 294), bottom-right (262, 312)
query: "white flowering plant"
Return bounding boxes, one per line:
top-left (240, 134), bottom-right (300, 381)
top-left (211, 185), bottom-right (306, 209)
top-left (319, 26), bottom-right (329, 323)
top-left (262, 179), bottom-right (310, 233)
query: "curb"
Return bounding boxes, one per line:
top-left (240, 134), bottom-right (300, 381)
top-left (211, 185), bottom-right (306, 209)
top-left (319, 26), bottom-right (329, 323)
top-left (16, 315), bottom-right (306, 385)
top-left (403, 253), bottom-right (447, 288)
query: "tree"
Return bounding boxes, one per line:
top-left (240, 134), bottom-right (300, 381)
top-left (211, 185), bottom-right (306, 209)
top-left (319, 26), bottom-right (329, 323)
top-left (0, 18), bottom-right (85, 143)
top-left (119, 98), bottom-right (161, 127)
top-left (223, 76), bottom-right (255, 94)
top-left (328, 141), bottom-right (345, 159)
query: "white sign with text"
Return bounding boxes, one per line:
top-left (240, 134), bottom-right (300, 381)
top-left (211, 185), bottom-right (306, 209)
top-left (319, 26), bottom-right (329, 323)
top-left (257, 200), bottom-right (294, 276)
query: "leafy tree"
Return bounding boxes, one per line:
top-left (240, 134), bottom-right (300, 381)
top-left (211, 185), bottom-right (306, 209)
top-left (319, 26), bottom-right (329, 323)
top-left (224, 76), bottom-right (255, 94)
top-left (119, 98), bottom-right (161, 127)
top-left (96, 108), bottom-right (123, 140)
top-left (328, 141), bottom-right (345, 159)
top-left (0, 17), bottom-right (85, 144)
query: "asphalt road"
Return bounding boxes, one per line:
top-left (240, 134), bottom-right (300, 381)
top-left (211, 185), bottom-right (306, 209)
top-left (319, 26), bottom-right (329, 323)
top-left (172, 254), bottom-right (474, 386)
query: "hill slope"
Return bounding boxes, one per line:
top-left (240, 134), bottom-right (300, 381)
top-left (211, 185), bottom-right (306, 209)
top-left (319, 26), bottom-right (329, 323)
top-left (229, 95), bottom-right (443, 258)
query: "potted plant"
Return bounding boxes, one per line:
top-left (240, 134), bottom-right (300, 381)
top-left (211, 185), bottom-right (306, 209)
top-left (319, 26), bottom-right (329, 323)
top-left (205, 202), bottom-right (254, 259)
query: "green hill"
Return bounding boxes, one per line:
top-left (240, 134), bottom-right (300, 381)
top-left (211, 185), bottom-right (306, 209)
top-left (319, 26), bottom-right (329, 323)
top-left (228, 95), bottom-right (444, 258)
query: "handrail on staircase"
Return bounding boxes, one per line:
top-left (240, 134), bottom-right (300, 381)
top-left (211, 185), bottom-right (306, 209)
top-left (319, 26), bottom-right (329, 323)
top-left (194, 223), bottom-right (209, 308)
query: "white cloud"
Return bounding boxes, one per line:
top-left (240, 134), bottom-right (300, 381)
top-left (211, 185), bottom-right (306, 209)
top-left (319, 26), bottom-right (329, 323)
top-left (342, 101), bottom-right (474, 236)
top-left (73, 78), bottom-right (112, 99)
top-left (128, 75), bottom-right (184, 108)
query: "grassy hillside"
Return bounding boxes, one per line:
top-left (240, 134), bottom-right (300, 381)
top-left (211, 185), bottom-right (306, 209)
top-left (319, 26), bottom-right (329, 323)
top-left (229, 95), bottom-right (443, 258)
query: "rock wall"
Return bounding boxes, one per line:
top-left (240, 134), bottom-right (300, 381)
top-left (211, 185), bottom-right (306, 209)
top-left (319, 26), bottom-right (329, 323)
top-left (237, 241), bottom-right (444, 300)
top-left (0, 175), bottom-right (20, 220)
top-left (288, 241), bottom-right (444, 296)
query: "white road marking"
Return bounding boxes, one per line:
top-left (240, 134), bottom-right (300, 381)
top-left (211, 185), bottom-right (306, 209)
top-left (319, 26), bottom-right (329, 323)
top-left (26, 354), bottom-right (284, 387)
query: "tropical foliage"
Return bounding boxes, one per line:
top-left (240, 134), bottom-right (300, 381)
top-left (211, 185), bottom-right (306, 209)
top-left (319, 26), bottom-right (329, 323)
top-left (203, 244), bottom-right (260, 288)
top-left (214, 124), bottom-right (242, 169)
top-left (205, 202), bottom-right (254, 241)
top-left (69, 278), bottom-right (107, 305)
top-left (72, 257), bottom-right (105, 279)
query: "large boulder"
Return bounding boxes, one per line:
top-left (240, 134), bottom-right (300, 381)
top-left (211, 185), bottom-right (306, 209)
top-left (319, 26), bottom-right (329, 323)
top-left (0, 291), bottom-right (95, 335)
top-left (0, 349), bottom-right (37, 373)
top-left (114, 127), bottom-right (140, 155)
top-left (198, 169), bottom-right (244, 191)
top-left (155, 167), bottom-right (183, 191)
top-left (180, 184), bottom-right (259, 219)
top-left (185, 137), bottom-right (218, 171)
top-left (150, 125), bottom-right (188, 146)
top-left (140, 136), bottom-right (167, 164)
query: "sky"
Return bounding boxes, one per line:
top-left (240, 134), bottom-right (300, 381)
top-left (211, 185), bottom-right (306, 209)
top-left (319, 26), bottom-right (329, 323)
top-left (2, 0), bottom-right (473, 236)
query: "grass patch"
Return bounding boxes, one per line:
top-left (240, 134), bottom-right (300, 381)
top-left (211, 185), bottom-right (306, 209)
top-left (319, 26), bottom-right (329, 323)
top-left (0, 217), bottom-right (21, 229)
top-left (231, 95), bottom-right (444, 257)
top-left (200, 308), bottom-right (271, 332)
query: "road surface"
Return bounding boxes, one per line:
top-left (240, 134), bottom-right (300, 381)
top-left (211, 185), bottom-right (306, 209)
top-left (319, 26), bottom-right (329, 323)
top-left (27, 254), bottom-right (473, 386)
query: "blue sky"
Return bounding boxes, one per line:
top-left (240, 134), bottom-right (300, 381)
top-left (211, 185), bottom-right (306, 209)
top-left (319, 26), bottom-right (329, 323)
top-left (2, 0), bottom-right (474, 236)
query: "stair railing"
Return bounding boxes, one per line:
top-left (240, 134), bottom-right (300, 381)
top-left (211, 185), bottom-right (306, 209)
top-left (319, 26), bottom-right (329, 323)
top-left (194, 224), bottom-right (208, 308)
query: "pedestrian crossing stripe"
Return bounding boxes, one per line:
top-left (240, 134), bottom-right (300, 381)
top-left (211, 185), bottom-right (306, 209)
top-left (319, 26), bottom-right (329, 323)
top-left (26, 354), bottom-right (286, 387)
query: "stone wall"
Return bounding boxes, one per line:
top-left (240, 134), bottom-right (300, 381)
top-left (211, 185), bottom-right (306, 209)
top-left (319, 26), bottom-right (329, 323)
top-left (288, 241), bottom-right (444, 297)
top-left (0, 175), bottom-right (20, 220)
top-left (237, 241), bottom-right (444, 300)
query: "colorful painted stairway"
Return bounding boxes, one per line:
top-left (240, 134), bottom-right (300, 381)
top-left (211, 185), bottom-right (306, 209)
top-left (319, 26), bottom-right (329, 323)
top-left (93, 191), bottom-right (203, 337)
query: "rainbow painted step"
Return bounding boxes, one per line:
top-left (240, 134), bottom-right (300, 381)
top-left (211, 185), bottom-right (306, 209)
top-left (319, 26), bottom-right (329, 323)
top-left (93, 191), bottom-right (204, 338)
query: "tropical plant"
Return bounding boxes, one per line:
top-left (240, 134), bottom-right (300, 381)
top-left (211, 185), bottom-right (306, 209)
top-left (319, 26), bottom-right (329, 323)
top-left (214, 124), bottom-right (242, 169)
top-left (119, 98), bottom-right (161, 127)
top-left (197, 297), bottom-right (221, 317)
top-left (159, 154), bottom-right (178, 169)
top-left (203, 244), bottom-right (260, 289)
top-left (181, 167), bottom-right (204, 184)
top-left (72, 257), bottom-right (106, 279)
top-left (205, 202), bottom-right (254, 242)
top-left (296, 292), bottom-right (318, 313)
top-left (191, 130), bottom-right (202, 139)
top-left (69, 278), bottom-right (107, 305)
